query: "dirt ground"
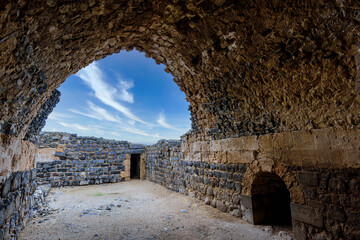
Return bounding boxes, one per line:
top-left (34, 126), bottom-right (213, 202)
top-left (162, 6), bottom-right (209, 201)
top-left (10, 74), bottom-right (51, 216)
top-left (20, 180), bottom-right (292, 240)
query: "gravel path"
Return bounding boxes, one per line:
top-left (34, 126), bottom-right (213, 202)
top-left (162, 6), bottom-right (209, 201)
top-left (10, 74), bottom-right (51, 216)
top-left (21, 180), bottom-right (292, 240)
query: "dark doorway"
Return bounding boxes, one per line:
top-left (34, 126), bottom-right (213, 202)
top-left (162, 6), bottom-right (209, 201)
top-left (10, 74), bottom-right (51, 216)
top-left (130, 154), bottom-right (141, 179)
top-left (251, 172), bottom-right (292, 226)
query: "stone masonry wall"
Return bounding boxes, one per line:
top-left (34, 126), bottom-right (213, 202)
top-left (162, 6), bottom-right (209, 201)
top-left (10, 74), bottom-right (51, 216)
top-left (0, 170), bottom-right (38, 239)
top-left (146, 128), bottom-right (360, 240)
top-left (35, 132), bottom-right (145, 187)
top-left (292, 168), bottom-right (360, 240)
top-left (146, 140), bottom-right (248, 220)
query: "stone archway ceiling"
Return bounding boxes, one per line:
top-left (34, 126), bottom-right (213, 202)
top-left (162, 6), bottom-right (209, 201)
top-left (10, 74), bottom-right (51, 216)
top-left (1, 0), bottom-right (360, 141)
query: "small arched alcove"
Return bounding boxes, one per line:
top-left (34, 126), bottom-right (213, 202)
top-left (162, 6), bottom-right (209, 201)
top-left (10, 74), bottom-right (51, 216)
top-left (251, 172), bottom-right (292, 226)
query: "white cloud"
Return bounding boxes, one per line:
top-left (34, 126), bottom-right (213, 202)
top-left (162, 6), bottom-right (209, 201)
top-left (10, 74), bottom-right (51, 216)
top-left (117, 79), bottom-right (134, 103)
top-left (47, 111), bottom-right (71, 121)
top-left (70, 101), bottom-right (122, 123)
top-left (156, 113), bottom-right (181, 131)
top-left (76, 62), bottom-right (147, 124)
top-left (58, 122), bottom-right (91, 131)
top-left (70, 102), bottom-right (159, 137)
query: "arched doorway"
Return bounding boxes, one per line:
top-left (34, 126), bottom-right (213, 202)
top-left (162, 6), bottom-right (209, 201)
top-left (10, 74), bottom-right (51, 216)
top-left (251, 172), bottom-right (292, 226)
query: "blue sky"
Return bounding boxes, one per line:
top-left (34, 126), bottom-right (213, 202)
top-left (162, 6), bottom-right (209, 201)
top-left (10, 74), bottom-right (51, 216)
top-left (43, 50), bottom-right (191, 144)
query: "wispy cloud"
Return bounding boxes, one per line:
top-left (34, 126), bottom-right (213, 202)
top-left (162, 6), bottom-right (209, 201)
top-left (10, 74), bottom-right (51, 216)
top-left (110, 128), bottom-right (162, 138)
top-left (70, 101), bottom-right (159, 137)
top-left (117, 79), bottom-right (134, 103)
top-left (157, 113), bottom-right (181, 131)
top-left (70, 101), bottom-right (122, 123)
top-left (76, 62), bottom-right (147, 124)
top-left (47, 111), bottom-right (72, 121)
top-left (58, 122), bottom-right (91, 131)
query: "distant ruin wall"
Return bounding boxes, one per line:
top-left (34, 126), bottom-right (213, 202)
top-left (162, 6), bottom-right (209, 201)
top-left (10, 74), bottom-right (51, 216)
top-left (145, 128), bottom-right (360, 240)
top-left (35, 132), bottom-right (145, 187)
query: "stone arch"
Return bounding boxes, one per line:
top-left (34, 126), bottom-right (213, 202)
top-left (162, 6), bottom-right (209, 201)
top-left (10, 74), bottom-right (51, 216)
top-left (250, 171), bottom-right (292, 226)
top-left (2, 0), bottom-right (360, 145)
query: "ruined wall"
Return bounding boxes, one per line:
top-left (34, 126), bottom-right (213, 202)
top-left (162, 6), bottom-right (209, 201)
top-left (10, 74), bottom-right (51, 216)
top-left (146, 128), bottom-right (360, 240)
top-left (146, 140), bottom-right (248, 219)
top-left (1, 1), bottom-right (360, 239)
top-left (36, 132), bottom-right (145, 187)
top-left (0, 170), bottom-right (38, 239)
top-left (291, 168), bottom-right (359, 240)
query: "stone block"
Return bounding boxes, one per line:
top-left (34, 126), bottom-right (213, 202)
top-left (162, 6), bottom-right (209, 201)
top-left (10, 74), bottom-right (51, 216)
top-left (1, 178), bottom-right (11, 198)
top-left (327, 204), bottom-right (346, 222)
top-left (30, 169), bottom-right (37, 180)
top-left (11, 172), bottom-right (22, 192)
top-left (227, 150), bottom-right (254, 164)
top-left (347, 211), bottom-right (360, 226)
top-left (290, 203), bottom-right (323, 227)
top-left (240, 194), bottom-right (252, 209)
top-left (242, 136), bottom-right (260, 151)
top-left (243, 209), bottom-right (254, 224)
top-left (0, 205), bottom-right (4, 226)
top-left (55, 152), bottom-right (65, 157)
top-left (21, 171), bottom-right (30, 187)
top-left (230, 209), bottom-right (242, 218)
top-left (216, 200), bottom-right (227, 212)
top-left (349, 178), bottom-right (360, 195)
top-left (298, 171), bottom-right (318, 187)
top-left (210, 140), bottom-right (221, 152)
top-left (80, 180), bottom-right (89, 185)
top-left (292, 220), bottom-right (307, 240)
top-left (258, 134), bottom-right (273, 150)
top-left (232, 194), bottom-right (240, 204)
top-left (328, 178), bottom-right (347, 193)
top-left (235, 183), bottom-right (242, 193)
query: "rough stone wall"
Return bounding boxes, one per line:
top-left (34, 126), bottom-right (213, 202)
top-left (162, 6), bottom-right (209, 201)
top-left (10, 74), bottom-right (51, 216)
top-left (1, 1), bottom-right (360, 239)
top-left (292, 168), bottom-right (360, 240)
top-left (146, 128), bottom-right (360, 240)
top-left (146, 140), bottom-right (251, 221)
top-left (0, 134), bottom-right (37, 184)
top-left (24, 89), bottom-right (61, 143)
top-left (35, 132), bottom-right (145, 187)
top-left (1, 1), bottom-right (360, 142)
top-left (0, 170), bottom-right (38, 239)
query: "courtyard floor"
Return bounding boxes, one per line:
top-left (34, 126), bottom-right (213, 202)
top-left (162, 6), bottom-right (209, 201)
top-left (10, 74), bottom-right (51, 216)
top-left (20, 180), bottom-right (292, 240)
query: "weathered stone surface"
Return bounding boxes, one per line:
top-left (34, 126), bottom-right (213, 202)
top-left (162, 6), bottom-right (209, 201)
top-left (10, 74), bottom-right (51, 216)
top-left (0, 0), bottom-right (360, 143)
top-left (298, 171), bottom-right (318, 187)
top-left (0, 1), bottom-right (360, 240)
top-left (10, 172), bottom-right (22, 192)
top-left (290, 203), bottom-right (323, 227)
top-left (216, 201), bottom-right (227, 212)
top-left (0, 170), bottom-right (42, 239)
top-left (292, 221), bottom-right (307, 240)
top-left (327, 204), bottom-right (346, 222)
top-left (244, 209), bottom-right (254, 224)
top-left (24, 90), bottom-right (61, 143)
top-left (1, 179), bottom-right (11, 198)
top-left (240, 194), bottom-right (252, 209)
top-left (36, 132), bottom-right (145, 187)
